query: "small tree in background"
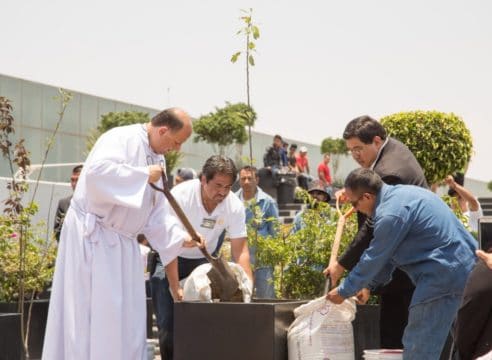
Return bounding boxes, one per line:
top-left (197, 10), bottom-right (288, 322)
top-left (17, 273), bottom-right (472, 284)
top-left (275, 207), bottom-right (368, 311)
top-left (193, 102), bottom-right (256, 157)
top-left (1, 93), bottom-right (68, 357)
top-left (86, 111), bottom-right (182, 174)
top-left (231, 8), bottom-right (260, 164)
top-left (85, 111), bottom-right (148, 152)
top-left (380, 111), bottom-right (473, 185)
top-left (488, 180), bottom-right (492, 192)
top-left (320, 137), bottom-right (348, 183)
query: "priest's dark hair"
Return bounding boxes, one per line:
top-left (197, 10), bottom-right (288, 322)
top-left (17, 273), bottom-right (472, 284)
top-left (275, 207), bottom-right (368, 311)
top-left (344, 168), bottom-right (383, 195)
top-left (151, 108), bottom-right (185, 131)
top-left (343, 115), bottom-right (387, 143)
top-left (201, 155), bottom-right (238, 183)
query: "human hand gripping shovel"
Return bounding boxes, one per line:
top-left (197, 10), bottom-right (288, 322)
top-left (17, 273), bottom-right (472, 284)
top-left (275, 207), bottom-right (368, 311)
top-left (324, 196), bottom-right (355, 294)
top-left (150, 169), bottom-right (242, 302)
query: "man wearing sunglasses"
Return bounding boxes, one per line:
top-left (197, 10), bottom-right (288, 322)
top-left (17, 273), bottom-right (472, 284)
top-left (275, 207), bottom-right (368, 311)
top-left (327, 168), bottom-right (476, 359)
top-left (324, 115), bottom-right (428, 349)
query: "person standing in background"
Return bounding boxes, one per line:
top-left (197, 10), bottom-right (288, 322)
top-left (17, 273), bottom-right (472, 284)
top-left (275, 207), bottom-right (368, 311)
top-left (53, 164), bottom-right (83, 242)
top-left (236, 165), bottom-right (279, 298)
top-left (317, 153), bottom-right (332, 196)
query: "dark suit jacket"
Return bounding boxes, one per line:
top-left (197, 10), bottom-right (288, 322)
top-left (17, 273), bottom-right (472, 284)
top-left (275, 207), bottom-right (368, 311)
top-left (54, 195), bottom-right (72, 242)
top-left (338, 137), bottom-right (428, 291)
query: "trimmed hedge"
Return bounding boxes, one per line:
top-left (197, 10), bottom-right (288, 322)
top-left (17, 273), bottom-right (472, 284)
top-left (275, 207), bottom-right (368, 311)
top-left (381, 111), bottom-right (473, 185)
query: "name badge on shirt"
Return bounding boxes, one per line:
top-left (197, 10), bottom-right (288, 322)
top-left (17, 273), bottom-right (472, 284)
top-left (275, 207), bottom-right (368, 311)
top-left (200, 217), bottom-right (216, 229)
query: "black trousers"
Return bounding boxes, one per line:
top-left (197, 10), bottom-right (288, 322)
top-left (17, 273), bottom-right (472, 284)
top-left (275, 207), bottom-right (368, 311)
top-left (375, 268), bottom-right (414, 349)
top-left (454, 260), bottom-right (492, 360)
top-left (156, 257), bottom-right (208, 360)
top-left (379, 287), bottom-right (413, 349)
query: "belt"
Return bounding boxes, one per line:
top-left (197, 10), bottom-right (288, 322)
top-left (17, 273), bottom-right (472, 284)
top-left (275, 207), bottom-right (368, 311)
top-left (70, 200), bottom-right (138, 246)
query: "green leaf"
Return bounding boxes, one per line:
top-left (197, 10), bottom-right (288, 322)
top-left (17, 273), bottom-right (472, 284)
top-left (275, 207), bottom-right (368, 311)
top-left (230, 51), bottom-right (241, 63)
top-left (248, 41), bottom-right (256, 50)
top-left (248, 54), bottom-right (255, 66)
top-left (252, 26), bottom-right (260, 40)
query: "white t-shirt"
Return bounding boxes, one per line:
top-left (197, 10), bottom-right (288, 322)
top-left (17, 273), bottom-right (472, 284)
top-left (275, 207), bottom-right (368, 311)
top-left (169, 179), bottom-right (247, 259)
top-left (465, 203), bottom-right (483, 233)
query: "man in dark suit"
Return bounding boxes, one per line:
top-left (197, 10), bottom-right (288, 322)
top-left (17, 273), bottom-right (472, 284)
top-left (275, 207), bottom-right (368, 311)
top-left (324, 115), bottom-right (428, 349)
top-left (54, 165), bottom-right (83, 242)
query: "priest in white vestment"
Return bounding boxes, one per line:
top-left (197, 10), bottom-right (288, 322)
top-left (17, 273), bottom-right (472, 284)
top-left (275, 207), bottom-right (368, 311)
top-left (42, 108), bottom-right (200, 360)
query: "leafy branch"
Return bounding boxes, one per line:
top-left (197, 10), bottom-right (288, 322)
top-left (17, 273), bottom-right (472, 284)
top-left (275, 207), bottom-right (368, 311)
top-left (231, 8), bottom-right (260, 165)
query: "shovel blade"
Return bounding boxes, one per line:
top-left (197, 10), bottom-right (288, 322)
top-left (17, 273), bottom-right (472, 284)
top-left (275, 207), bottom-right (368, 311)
top-left (206, 257), bottom-right (241, 302)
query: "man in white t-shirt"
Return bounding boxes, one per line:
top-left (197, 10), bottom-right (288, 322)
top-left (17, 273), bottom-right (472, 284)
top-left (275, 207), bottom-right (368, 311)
top-left (154, 155), bottom-right (252, 359)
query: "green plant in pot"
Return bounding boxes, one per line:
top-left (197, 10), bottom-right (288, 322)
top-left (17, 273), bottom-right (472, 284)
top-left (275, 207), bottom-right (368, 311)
top-left (1, 92), bottom-right (70, 357)
top-left (248, 190), bottom-right (357, 299)
top-left (0, 205), bottom-right (57, 303)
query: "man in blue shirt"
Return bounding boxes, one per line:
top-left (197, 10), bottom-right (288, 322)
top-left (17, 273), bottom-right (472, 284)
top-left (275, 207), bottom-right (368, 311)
top-left (327, 168), bottom-right (476, 359)
top-left (236, 165), bottom-right (279, 298)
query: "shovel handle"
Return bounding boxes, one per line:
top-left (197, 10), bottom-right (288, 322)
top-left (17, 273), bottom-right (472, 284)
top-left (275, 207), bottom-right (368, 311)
top-left (151, 170), bottom-right (214, 262)
top-left (325, 197), bottom-right (355, 292)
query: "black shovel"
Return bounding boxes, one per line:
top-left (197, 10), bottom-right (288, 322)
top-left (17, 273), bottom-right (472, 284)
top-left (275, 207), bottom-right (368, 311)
top-left (150, 169), bottom-right (242, 302)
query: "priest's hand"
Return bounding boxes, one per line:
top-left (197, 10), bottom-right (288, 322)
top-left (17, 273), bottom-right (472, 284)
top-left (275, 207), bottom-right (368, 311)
top-left (326, 287), bottom-right (345, 304)
top-left (170, 286), bottom-right (184, 302)
top-left (356, 288), bottom-right (370, 304)
top-left (148, 164), bottom-right (164, 183)
top-left (182, 233), bottom-right (205, 248)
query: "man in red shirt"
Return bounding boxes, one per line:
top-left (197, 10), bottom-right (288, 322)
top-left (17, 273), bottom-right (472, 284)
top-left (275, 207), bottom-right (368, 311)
top-left (296, 146), bottom-right (312, 189)
top-left (317, 153), bottom-right (332, 195)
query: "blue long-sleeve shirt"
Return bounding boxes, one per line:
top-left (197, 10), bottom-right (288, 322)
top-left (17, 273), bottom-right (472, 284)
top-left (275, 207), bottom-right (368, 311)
top-left (338, 184), bottom-right (477, 306)
top-left (236, 186), bottom-right (279, 238)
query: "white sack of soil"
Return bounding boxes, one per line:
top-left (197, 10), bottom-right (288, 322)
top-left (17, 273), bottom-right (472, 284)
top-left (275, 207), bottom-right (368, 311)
top-left (181, 262), bottom-right (253, 302)
top-left (288, 296), bottom-right (356, 360)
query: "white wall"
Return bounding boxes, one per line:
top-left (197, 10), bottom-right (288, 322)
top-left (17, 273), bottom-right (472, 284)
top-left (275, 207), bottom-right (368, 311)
top-left (0, 177), bottom-right (72, 235)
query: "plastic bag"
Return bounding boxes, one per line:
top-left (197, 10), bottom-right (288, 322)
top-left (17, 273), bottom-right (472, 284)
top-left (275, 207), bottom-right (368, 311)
top-left (288, 296), bottom-right (356, 360)
top-left (181, 262), bottom-right (253, 302)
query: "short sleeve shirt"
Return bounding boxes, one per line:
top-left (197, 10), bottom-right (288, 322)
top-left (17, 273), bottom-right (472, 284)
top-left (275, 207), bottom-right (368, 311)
top-left (296, 155), bottom-right (309, 172)
top-left (317, 162), bottom-right (331, 184)
top-left (170, 179), bottom-right (247, 259)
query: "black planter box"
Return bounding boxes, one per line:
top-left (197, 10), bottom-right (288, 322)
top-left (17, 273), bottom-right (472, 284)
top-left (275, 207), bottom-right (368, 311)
top-left (174, 299), bottom-right (306, 360)
top-left (175, 300), bottom-right (384, 360)
top-left (0, 299), bottom-right (49, 360)
top-left (0, 313), bottom-right (24, 360)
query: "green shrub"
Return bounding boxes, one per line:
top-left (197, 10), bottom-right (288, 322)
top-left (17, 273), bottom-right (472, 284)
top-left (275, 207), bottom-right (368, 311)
top-left (248, 191), bottom-right (357, 299)
top-left (0, 202), bottom-right (57, 302)
top-left (380, 111), bottom-right (473, 185)
top-left (193, 102), bottom-right (256, 156)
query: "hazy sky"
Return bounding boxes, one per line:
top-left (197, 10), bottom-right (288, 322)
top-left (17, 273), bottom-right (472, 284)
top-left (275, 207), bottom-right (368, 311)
top-left (2, 0), bottom-right (491, 181)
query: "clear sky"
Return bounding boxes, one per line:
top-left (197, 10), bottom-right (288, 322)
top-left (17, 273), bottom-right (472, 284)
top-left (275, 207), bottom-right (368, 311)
top-left (2, 0), bottom-right (491, 181)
